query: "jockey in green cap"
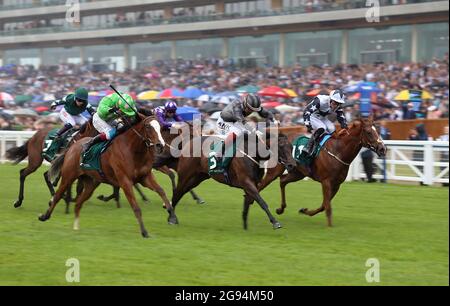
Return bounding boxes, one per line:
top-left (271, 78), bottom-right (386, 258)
top-left (50, 87), bottom-right (95, 140)
top-left (81, 92), bottom-right (138, 154)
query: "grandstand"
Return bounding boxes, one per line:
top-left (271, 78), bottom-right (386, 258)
top-left (0, 0), bottom-right (448, 71)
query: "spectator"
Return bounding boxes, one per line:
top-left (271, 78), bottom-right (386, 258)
top-left (403, 102), bottom-right (417, 120)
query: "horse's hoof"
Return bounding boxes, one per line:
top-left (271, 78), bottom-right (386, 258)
top-left (272, 222), bottom-right (282, 229)
top-left (13, 200), bottom-right (22, 208)
top-left (97, 195), bottom-right (105, 201)
top-left (142, 231), bottom-right (150, 238)
top-left (38, 214), bottom-right (48, 222)
top-left (168, 217), bottom-right (179, 225)
top-left (197, 199), bottom-right (206, 205)
top-left (276, 208), bottom-right (284, 215)
top-left (299, 208), bottom-right (308, 214)
top-left (162, 205), bottom-right (167, 209)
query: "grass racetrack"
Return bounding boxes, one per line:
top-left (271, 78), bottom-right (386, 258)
top-left (0, 164), bottom-right (448, 286)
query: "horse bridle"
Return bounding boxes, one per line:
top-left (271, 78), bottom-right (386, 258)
top-left (119, 114), bottom-right (155, 149)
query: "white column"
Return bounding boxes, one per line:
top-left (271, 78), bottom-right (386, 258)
top-left (341, 30), bottom-right (349, 64)
top-left (80, 46), bottom-right (85, 64)
top-left (171, 41), bottom-right (176, 60)
top-left (279, 33), bottom-right (285, 67)
top-left (124, 43), bottom-right (130, 70)
top-left (222, 37), bottom-right (229, 58)
top-left (411, 24), bottom-right (418, 63)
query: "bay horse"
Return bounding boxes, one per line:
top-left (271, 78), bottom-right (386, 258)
top-left (257, 117), bottom-right (387, 227)
top-left (171, 130), bottom-right (297, 230)
top-left (5, 120), bottom-right (96, 210)
top-left (39, 114), bottom-right (178, 238)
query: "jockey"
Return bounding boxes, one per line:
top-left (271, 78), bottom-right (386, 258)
top-left (50, 87), bottom-right (95, 140)
top-left (81, 92), bottom-right (138, 154)
top-left (213, 93), bottom-right (273, 177)
top-left (155, 100), bottom-right (184, 130)
top-left (302, 89), bottom-right (348, 157)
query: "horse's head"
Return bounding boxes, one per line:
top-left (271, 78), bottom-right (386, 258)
top-left (142, 116), bottom-right (165, 154)
top-left (359, 116), bottom-right (387, 158)
top-left (277, 133), bottom-right (297, 173)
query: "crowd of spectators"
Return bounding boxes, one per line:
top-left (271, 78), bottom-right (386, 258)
top-left (0, 55), bottom-right (448, 135)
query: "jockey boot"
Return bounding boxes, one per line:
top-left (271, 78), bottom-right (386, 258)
top-left (302, 137), bottom-right (316, 157)
top-left (81, 133), bottom-right (107, 154)
top-left (53, 124), bottom-right (73, 141)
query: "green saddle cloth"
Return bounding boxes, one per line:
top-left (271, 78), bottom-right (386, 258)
top-left (208, 138), bottom-right (239, 175)
top-left (42, 129), bottom-right (72, 162)
top-left (292, 135), bottom-right (331, 166)
top-left (80, 141), bottom-right (111, 172)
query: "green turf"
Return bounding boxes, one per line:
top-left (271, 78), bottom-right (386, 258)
top-left (0, 164), bottom-right (448, 286)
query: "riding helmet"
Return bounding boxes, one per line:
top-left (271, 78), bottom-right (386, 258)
top-left (243, 94), bottom-right (262, 112)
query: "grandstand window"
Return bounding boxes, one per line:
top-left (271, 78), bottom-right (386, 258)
top-left (175, 38), bottom-right (224, 60)
top-left (348, 25), bottom-right (412, 64)
top-left (129, 42), bottom-right (172, 69)
top-left (285, 30), bottom-right (343, 66)
top-left (229, 34), bottom-right (280, 67)
top-left (42, 47), bottom-right (81, 66)
top-left (417, 22), bottom-right (449, 63)
top-left (3, 48), bottom-right (40, 69)
top-left (84, 44), bottom-right (125, 72)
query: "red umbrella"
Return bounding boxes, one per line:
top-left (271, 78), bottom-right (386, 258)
top-left (306, 89), bottom-right (330, 97)
top-left (34, 106), bottom-right (49, 113)
top-left (262, 101), bottom-right (282, 108)
top-left (158, 88), bottom-right (184, 99)
top-left (258, 86), bottom-right (290, 98)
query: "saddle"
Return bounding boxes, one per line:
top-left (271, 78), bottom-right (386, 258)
top-left (208, 137), bottom-right (240, 176)
top-left (42, 128), bottom-right (77, 162)
top-left (292, 134), bottom-right (332, 166)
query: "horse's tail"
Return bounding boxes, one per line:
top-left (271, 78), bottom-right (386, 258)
top-left (49, 153), bottom-right (65, 182)
top-left (5, 141), bottom-right (29, 165)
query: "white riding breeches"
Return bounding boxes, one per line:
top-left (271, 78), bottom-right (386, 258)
top-left (310, 113), bottom-right (336, 134)
top-left (60, 108), bottom-right (88, 126)
top-left (216, 116), bottom-right (246, 138)
top-left (93, 113), bottom-right (117, 140)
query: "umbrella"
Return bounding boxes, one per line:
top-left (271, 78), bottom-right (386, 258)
top-left (343, 82), bottom-right (381, 93)
top-left (394, 90), bottom-right (433, 101)
top-left (181, 87), bottom-right (204, 99)
top-left (306, 89), bottom-right (330, 97)
top-left (283, 89), bottom-right (298, 98)
top-left (236, 85), bottom-right (260, 94)
top-left (13, 108), bottom-right (38, 117)
top-left (158, 88), bottom-right (184, 99)
top-left (176, 106), bottom-right (201, 121)
top-left (0, 92), bottom-right (14, 102)
top-left (138, 90), bottom-right (160, 100)
top-left (197, 94), bottom-right (212, 102)
top-left (14, 95), bottom-right (33, 105)
top-left (211, 92), bottom-right (238, 104)
top-left (275, 105), bottom-right (301, 113)
top-left (0, 109), bottom-right (14, 120)
top-left (34, 106), bottom-right (49, 113)
top-left (262, 101), bottom-right (282, 108)
top-left (258, 86), bottom-right (290, 98)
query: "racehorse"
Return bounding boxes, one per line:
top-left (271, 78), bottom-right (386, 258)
top-left (171, 130), bottom-right (297, 230)
top-left (39, 114), bottom-right (177, 238)
top-left (257, 117), bottom-right (387, 227)
top-left (5, 120), bottom-right (96, 211)
top-left (96, 122), bottom-right (205, 206)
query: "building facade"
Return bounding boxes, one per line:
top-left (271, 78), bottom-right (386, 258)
top-left (0, 0), bottom-right (448, 71)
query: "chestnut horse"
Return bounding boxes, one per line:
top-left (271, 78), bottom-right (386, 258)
top-left (257, 117), bottom-right (387, 227)
top-left (171, 131), bottom-right (297, 230)
top-left (97, 123), bottom-right (205, 206)
top-left (5, 120), bottom-right (96, 210)
top-left (39, 115), bottom-right (177, 238)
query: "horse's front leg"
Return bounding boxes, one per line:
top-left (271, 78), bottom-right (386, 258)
top-left (141, 172), bottom-right (178, 225)
top-left (300, 180), bottom-right (340, 227)
top-left (277, 170), bottom-right (305, 215)
top-left (242, 179), bottom-right (281, 230)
